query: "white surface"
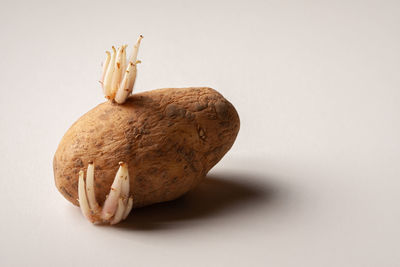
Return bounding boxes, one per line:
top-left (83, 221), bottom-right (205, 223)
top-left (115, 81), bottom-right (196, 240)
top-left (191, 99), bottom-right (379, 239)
top-left (1, 0), bottom-right (399, 266)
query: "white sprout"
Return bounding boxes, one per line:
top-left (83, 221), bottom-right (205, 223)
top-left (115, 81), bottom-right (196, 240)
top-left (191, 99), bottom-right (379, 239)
top-left (85, 162), bottom-right (100, 213)
top-left (100, 35), bottom-right (143, 103)
top-left (77, 161), bottom-right (134, 225)
top-left (100, 51), bottom-right (110, 86)
top-left (78, 170), bottom-right (91, 221)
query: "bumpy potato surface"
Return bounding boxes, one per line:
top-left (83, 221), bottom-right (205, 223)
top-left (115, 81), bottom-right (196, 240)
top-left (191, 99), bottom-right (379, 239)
top-left (53, 87), bottom-right (240, 208)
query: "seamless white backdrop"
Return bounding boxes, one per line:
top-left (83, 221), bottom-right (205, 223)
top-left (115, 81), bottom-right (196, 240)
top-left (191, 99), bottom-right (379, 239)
top-left (0, 0), bottom-right (399, 266)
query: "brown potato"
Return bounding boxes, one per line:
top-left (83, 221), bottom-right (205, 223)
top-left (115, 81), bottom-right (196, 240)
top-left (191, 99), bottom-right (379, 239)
top-left (53, 87), bottom-right (240, 208)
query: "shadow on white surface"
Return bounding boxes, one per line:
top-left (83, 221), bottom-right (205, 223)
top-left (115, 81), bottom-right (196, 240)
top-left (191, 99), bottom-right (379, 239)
top-left (114, 172), bottom-right (277, 231)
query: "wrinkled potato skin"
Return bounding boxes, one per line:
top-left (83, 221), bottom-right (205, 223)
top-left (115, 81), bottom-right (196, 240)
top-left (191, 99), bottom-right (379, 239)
top-left (53, 87), bottom-right (240, 208)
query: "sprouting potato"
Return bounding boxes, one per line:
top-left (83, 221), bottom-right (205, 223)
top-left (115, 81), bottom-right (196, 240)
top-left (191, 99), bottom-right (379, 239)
top-left (53, 36), bottom-right (240, 225)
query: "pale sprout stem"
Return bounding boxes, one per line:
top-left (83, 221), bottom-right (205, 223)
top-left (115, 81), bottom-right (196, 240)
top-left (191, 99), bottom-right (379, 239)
top-left (78, 170), bottom-right (92, 222)
top-left (85, 162), bottom-right (100, 212)
top-left (77, 162), bottom-right (134, 225)
top-left (100, 51), bottom-right (111, 86)
top-left (101, 162), bottom-right (128, 220)
top-left (101, 179), bottom-right (122, 220)
top-left (101, 35), bottom-right (143, 103)
top-left (110, 46), bottom-right (124, 98)
top-left (103, 46), bottom-right (117, 99)
top-left (129, 35), bottom-right (143, 64)
top-left (110, 198), bottom-right (126, 225)
top-left (120, 45), bottom-right (127, 81)
top-left (114, 62), bottom-right (136, 104)
top-left (127, 62), bottom-right (139, 90)
top-left (122, 197), bottom-right (134, 220)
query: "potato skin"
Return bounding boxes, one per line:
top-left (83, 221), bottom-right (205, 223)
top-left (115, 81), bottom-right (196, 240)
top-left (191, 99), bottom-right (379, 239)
top-left (53, 87), bottom-right (240, 208)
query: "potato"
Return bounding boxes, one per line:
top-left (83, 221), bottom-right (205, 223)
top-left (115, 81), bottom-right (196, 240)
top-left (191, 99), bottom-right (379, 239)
top-left (53, 87), bottom-right (240, 210)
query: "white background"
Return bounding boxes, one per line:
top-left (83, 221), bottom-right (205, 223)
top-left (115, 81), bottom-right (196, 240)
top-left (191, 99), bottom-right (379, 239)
top-left (1, 0), bottom-right (399, 266)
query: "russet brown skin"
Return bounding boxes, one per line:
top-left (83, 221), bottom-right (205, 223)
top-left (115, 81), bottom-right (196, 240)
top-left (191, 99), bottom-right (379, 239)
top-left (53, 87), bottom-right (240, 208)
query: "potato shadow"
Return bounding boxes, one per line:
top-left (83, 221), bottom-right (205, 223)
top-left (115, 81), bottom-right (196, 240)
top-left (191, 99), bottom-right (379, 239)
top-left (116, 172), bottom-right (278, 231)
